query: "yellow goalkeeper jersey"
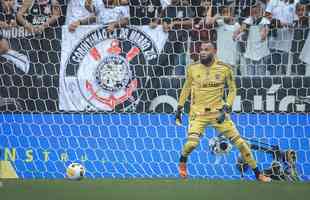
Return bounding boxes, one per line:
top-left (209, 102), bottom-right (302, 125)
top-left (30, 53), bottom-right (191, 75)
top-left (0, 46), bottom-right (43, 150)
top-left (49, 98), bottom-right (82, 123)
top-left (178, 59), bottom-right (236, 115)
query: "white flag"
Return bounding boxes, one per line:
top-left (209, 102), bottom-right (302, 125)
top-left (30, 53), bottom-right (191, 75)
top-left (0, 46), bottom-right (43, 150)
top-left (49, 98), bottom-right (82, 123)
top-left (59, 25), bottom-right (168, 111)
top-left (300, 34), bottom-right (310, 64)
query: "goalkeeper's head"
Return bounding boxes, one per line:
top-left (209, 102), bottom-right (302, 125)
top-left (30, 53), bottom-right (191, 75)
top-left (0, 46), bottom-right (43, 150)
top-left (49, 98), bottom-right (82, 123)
top-left (200, 42), bottom-right (216, 66)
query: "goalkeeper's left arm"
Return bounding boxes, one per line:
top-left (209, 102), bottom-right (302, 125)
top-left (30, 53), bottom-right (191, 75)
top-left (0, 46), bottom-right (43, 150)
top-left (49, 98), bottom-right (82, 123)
top-left (217, 67), bottom-right (236, 123)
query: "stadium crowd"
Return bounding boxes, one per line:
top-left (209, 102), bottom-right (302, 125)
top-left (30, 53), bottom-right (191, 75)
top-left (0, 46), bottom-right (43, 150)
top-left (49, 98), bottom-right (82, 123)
top-left (0, 0), bottom-right (309, 76)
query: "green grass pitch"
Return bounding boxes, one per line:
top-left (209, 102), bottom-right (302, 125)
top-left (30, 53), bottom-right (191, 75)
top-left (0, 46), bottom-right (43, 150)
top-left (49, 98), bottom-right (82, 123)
top-left (0, 179), bottom-right (309, 200)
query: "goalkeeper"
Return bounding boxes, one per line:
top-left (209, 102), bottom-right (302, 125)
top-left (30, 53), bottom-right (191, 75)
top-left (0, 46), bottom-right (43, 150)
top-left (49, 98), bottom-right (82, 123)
top-left (176, 42), bottom-right (271, 182)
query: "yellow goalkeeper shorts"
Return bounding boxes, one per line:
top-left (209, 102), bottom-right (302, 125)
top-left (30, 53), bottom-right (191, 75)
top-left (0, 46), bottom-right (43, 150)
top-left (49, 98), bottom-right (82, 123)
top-left (188, 113), bottom-right (239, 139)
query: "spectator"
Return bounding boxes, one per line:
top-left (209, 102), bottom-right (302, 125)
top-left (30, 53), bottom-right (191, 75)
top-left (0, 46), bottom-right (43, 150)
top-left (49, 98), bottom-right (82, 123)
top-left (66, 0), bottom-right (102, 25)
top-left (235, 0), bottom-right (258, 22)
top-left (17, 0), bottom-right (61, 33)
top-left (0, 35), bottom-right (30, 73)
top-left (67, 0), bottom-right (103, 32)
top-left (197, 0), bottom-right (231, 17)
top-left (96, 0), bottom-right (129, 30)
top-left (191, 0), bottom-right (226, 42)
top-left (0, 0), bottom-right (16, 55)
top-left (265, 0), bottom-right (297, 24)
top-left (160, 0), bottom-right (171, 8)
top-left (190, 0), bottom-right (236, 58)
top-left (129, 0), bottom-right (162, 27)
top-left (0, 0), bottom-right (18, 29)
top-left (292, 2), bottom-right (310, 75)
top-left (190, 0), bottom-right (215, 62)
top-left (190, 0), bottom-right (217, 61)
top-left (239, 2), bottom-right (270, 75)
top-left (200, 3), bottom-right (241, 73)
top-left (0, 36), bottom-right (9, 55)
top-left (70, 0), bottom-right (129, 33)
top-left (211, 0), bottom-right (236, 15)
top-left (266, 0), bottom-right (298, 75)
top-left (159, 0), bottom-right (196, 75)
top-left (0, 0), bottom-right (29, 72)
top-left (216, 6), bottom-right (241, 68)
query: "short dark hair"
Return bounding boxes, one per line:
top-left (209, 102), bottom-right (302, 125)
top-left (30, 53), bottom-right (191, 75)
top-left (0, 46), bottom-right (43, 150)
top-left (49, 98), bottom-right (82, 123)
top-left (201, 41), bottom-right (217, 49)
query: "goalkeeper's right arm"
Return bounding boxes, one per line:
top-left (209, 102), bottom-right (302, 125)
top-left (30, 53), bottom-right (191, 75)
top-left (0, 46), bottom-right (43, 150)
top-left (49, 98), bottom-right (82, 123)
top-left (176, 66), bottom-right (193, 125)
top-left (178, 66), bottom-right (193, 107)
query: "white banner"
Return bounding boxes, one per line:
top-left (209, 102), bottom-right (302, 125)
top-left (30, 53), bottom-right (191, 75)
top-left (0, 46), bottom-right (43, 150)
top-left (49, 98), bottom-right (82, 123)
top-left (300, 34), bottom-right (310, 65)
top-left (59, 25), bottom-right (168, 111)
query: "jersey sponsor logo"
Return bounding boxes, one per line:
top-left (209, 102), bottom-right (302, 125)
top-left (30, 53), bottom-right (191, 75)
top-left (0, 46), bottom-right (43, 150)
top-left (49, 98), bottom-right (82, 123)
top-left (203, 82), bottom-right (221, 87)
top-left (62, 26), bottom-right (158, 111)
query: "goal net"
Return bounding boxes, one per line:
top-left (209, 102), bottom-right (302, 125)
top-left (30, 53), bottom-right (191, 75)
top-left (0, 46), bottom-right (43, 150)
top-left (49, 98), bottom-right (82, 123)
top-left (0, 0), bottom-right (309, 180)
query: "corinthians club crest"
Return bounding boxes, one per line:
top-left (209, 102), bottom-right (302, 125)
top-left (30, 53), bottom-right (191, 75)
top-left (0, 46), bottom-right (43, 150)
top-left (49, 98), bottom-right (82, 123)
top-left (62, 26), bottom-right (158, 111)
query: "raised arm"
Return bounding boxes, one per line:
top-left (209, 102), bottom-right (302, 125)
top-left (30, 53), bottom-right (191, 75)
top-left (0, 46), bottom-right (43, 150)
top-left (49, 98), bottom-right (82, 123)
top-left (16, 0), bottom-right (33, 31)
top-left (42, 0), bottom-right (61, 28)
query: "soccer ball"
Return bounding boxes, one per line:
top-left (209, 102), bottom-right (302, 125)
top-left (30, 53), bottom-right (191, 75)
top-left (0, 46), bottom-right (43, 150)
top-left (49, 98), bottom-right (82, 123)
top-left (209, 135), bottom-right (232, 154)
top-left (66, 163), bottom-right (85, 180)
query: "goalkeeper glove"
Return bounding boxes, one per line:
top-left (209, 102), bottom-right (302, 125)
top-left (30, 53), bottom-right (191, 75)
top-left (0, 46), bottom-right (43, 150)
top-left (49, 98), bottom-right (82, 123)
top-left (175, 106), bottom-right (183, 126)
top-left (216, 104), bottom-right (232, 124)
